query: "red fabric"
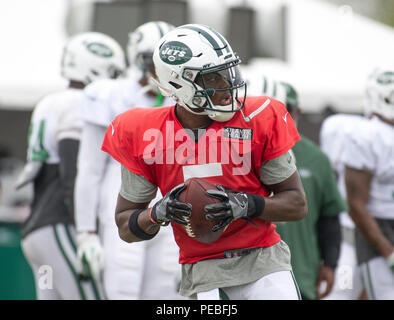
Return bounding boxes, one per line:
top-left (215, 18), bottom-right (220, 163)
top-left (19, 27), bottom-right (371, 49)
top-left (102, 96), bottom-right (300, 264)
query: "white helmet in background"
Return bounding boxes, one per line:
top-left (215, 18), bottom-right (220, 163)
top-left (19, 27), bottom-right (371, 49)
top-left (260, 76), bottom-right (299, 112)
top-left (365, 67), bottom-right (394, 120)
top-left (152, 24), bottom-right (247, 122)
top-left (61, 32), bottom-right (126, 84)
top-left (127, 21), bottom-right (175, 75)
top-left (260, 76), bottom-right (287, 105)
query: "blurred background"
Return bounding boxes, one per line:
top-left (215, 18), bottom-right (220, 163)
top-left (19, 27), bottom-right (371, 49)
top-left (1, 0), bottom-right (394, 299)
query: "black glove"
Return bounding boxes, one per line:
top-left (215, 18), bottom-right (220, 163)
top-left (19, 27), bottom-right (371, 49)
top-left (150, 183), bottom-right (192, 225)
top-left (204, 185), bottom-right (265, 232)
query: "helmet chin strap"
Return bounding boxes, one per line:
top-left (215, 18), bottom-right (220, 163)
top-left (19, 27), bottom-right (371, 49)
top-left (179, 103), bottom-right (235, 122)
top-left (207, 110), bottom-right (236, 122)
top-left (206, 102), bottom-right (237, 122)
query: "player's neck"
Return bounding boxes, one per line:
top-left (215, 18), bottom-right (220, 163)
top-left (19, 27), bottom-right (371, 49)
top-left (175, 104), bottom-right (213, 130)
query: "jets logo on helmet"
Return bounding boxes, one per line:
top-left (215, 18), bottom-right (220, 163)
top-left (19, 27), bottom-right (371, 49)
top-left (376, 71), bottom-right (394, 85)
top-left (152, 24), bottom-right (247, 122)
top-left (159, 41), bottom-right (192, 65)
top-left (86, 42), bottom-right (114, 58)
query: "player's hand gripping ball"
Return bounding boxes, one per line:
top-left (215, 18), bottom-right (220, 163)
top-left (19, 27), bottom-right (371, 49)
top-left (178, 178), bottom-right (226, 243)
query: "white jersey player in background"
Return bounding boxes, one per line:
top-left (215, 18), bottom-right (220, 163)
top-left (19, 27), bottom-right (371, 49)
top-left (16, 32), bottom-right (125, 299)
top-left (319, 113), bottom-right (367, 300)
top-left (340, 66), bottom-right (394, 299)
top-left (74, 21), bottom-right (185, 300)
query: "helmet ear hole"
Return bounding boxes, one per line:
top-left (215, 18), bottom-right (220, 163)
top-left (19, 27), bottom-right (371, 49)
top-left (169, 81), bottom-right (182, 89)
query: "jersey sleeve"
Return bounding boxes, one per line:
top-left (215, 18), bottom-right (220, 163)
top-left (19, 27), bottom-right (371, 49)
top-left (320, 115), bottom-right (342, 167)
top-left (259, 150), bottom-right (297, 185)
top-left (320, 114), bottom-right (366, 172)
top-left (101, 112), bottom-right (155, 185)
top-left (120, 165), bottom-right (158, 203)
top-left (56, 104), bottom-right (83, 142)
top-left (319, 153), bottom-right (348, 217)
top-left (74, 122), bottom-right (109, 232)
top-left (26, 99), bottom-right (51, 162)
top-left (80, 79), bottom-right (118, 127)
top-left (341, 125), bottom-right (376, 172)
top-left (261, 99), bottom-right (300, 162)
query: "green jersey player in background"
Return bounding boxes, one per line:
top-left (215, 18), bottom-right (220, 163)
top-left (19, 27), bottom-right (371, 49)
top-left (259, 78), bottom-right (345, 300)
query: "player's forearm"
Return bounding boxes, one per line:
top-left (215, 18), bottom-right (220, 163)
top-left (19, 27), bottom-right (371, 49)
top-left (58, 138), bottom-right (80, 217)
top-left (116, 208), bottom-right (160, 243)
top-left (259, 189), bottom-right (307, 222)
top-left (317, 215), bottom-right (341, 268)
top-left (345, 166), bottom-right (394, 258)
top-left (348, 200), bottom-right (394, 258)
top-left (74, 168), bottom-right (103, 232)
top-left (257, 171), bottom-right (307, 222)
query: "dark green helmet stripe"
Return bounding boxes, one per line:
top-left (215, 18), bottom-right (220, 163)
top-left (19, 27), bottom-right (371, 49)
top-left (209, 28), bottom-right (230, 54)
top-left (263, 76), bottom-right (268, 93)
top-left (280, 82), bottom-right (299, 108)
top-left (156, 22), bottom-right (165, 38)
top-left (179, 25), bottom-right (225, 57)
top-left (273, 81), bottom-right (277, 97)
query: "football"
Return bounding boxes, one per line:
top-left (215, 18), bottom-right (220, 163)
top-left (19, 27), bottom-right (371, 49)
top-left (178, 177), bottom-right (225, 243)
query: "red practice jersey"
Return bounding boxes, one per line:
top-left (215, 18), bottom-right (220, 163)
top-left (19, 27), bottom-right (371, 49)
top-left (102, 96), bottom-right (300, 264)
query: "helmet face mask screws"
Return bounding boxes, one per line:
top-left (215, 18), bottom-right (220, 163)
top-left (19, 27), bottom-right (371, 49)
top-left (193, 97), bottom-right (202, 105)
top-left (185, 70), bottom-right (194, 80)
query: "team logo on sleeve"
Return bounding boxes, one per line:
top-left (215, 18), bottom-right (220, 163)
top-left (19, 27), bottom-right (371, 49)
top-left (159, 41), bottom-right (192, 65)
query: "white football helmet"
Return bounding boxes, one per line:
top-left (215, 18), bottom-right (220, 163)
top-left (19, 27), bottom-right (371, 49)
top-left (152, 24), bottom-right (247, 122)
top-left (365, 67), bottom-right (394, 120)
top-left (127, 21), bottom-right (175, 75)
top-left (61, 32), bottom-right (126, 84)
top-left (260, 76), bottom-right (299, 112)
top-left (260, 76), bottom-right (287, 104)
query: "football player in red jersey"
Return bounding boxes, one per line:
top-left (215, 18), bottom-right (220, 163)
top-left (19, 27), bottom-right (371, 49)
top-left (102, 24), bottom-right (308, 300)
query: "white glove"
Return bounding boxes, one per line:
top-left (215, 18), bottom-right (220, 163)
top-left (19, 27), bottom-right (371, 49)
top-left (77, 232), bottom-right (105, 282)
